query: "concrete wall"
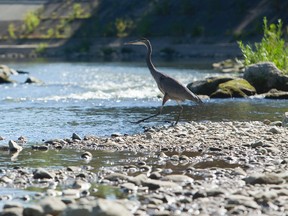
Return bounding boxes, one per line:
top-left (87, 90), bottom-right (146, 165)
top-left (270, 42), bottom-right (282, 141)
top-left (0, 1), bottom-right (46, 21)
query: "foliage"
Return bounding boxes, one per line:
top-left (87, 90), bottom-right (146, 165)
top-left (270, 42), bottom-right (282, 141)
top-left (73, 3), bottom-right (85, 18)
top-left (238, 17), bottom-right (288, 74)
top-left (8, 23), bottom-right (16, 39)
top-left (23, 11), bottom-right (40, 33)
top-left (72, 3), bottom-right (90, 19)
top-left (115, 18), bottom-right (133, 37)
top-left (46, 28), bottom-right (54, 38)
top-left (35, 43), bottom-right (48, 54)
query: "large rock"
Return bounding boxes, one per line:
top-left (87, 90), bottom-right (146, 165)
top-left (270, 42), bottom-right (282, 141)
top-left (264, 89), bottom-right (288, 99)
top-left (244, 62), bottom-right (288, 93)
top-left (39, 197), bottom-right (66, 215)
top-left (210, 78), bottom-right (256, 98)
top-left (188, 77), bottom-right (255, 98)
top-left (92, 199), bottom-right (133, 216)
top-left (24, 76), bottom-right (43, 84)
top-left (244, 173), bottom-right (284, 185)
top-left (0, 73), bottom-right (14, 84)
top-left (212, 58), bottom-right (244, 73)
top-left (187, 76), bottom-right (234, 96)
top-left (8, 140), bottom-right (23, 152)
top-left (283, 112), bottom-right (288, 127)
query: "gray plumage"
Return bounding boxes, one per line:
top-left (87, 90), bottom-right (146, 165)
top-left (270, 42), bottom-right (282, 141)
top-left (125, 38), bottom-right (202, 124)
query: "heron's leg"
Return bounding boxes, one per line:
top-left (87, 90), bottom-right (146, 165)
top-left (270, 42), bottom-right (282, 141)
top-left (134, 93), bottom-right (169, 124)
top-left (173, 102), bottom-right (183, 125)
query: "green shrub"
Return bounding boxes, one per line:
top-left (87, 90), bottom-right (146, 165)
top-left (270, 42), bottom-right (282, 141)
top-left (8, 23), bottom-right (16, 39)
top-left (238, 17), bottom-right (288, 74)
top-left (23, 11), bottom-right (40, 33)
top-left (35, 43), bottom-right (48, 54)
top-left (115, 18), bottom-right (133, 37)
top-left (46, 28), bottom-right (54, 38)
top-left (73, 3), bottom-right (85, 18)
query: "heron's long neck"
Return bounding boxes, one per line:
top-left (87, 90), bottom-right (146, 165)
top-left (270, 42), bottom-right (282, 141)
top-left (145, 42), bottom-right (157, 77)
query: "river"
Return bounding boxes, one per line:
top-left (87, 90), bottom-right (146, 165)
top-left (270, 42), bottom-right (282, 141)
top-left (0, 61), bottom-right (287, 143)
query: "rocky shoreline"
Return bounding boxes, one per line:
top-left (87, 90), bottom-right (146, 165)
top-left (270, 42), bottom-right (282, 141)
top-left (0, 120), bottom-right (288, 215)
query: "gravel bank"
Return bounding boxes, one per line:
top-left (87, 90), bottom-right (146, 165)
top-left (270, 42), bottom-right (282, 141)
top-left (0, 121), bottom-right (287, 215)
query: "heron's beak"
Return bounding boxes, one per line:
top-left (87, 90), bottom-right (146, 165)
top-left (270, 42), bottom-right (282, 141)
top-left (124, 40), bottom-right (143, 46)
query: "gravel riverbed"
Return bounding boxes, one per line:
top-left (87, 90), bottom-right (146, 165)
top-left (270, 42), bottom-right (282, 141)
top-left (0, 121), bottom-right (288, 216)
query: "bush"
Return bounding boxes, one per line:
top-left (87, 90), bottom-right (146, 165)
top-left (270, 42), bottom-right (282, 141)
top-left (35, 43), bottom-right (48, 54)
top-left (23, 11), bottom-right (40, 33)
top-left (8, 23), bottom-right (16, 39)
top-left (115, 18), bottom-right (133, 37)
top-left (238, 17), bottom-right (288, 74)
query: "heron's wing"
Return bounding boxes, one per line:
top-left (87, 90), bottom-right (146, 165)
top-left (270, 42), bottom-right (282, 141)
top-left (159, 75), bottom-right (202, 104)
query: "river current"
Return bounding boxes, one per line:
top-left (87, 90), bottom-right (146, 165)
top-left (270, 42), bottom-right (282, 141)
top-left (0, 61), bottom-right (286, 143)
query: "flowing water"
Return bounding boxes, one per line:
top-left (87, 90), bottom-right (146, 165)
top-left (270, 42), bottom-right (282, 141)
top-left (0, 61), bottom-right (287, 204)
top-left (1, 61), bottom-right (286, 143)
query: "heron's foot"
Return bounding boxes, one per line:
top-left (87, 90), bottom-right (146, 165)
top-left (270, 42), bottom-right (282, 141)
top-left (132, 112), bottom-right (161, 124)
top-left (130, 119), bottom-right (145, 124)
top-left (168, 121), bottom-right (179, 127)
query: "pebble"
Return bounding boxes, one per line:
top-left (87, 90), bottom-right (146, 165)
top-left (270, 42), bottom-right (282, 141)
top-left (72, 133), bottom-right (82, 140)
top-left (8, 140), bottom-right (23, 152)
top-left (282, 112), bottom-right (288, 127)
top-left (0, 121), bottom-right (287, 215)
top-left (93, 198), bottom-right (133, 216)
top-left (244, 173), bottom-right (285, 185)
top-left (23, 205), bottom-right (44, 216)
top-left (227, 194), bottom-right (260, 209)
top-left (161, 174), bottom-right (194, 184)
top-left (39, 197), bottom-right (66, 215)
top-left (81, 151), bottom-right (93, 160)
top-left (269, 126), bottom-right (282, 134)
top-left (33, 168), bottom-right (55, 179)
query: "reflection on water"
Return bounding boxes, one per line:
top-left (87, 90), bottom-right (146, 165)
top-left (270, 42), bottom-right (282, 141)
top-left (0, 61), bottom-right (287, 142)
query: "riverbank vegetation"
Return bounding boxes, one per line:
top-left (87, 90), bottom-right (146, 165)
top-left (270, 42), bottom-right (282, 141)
top-left (238, 18), bottom-right (288, 74)
top-left (0, 0), bottom-right (287, 60)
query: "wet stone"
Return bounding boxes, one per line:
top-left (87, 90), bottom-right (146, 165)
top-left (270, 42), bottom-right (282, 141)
top-left (72, 133), bottom-right (82, 140)
top-left (92, 198), bottom-right (133, 216)
top-left (226, 194), bottom-right (260, 209)
top-left (81, 151), bottom-right (93, 160)
top-left (120, 182), bottom-right (138, 193)
top-left (33, 168), bottom-right (55, 179)
top-left (23, 205), bottom-right (44, 216)
top-left (268, 126), bottom-right (281, 134)
top-left (209, 147), bottom-right (222, 151)
top-left (0, 120), bottom-right (287, 215)
top-left (244, 173), bottom-right (285, 185)
top-left (39, 197), bottom-right (66, 215)
top-left (8, 140), bottom-right (23, 152)
top-left (161, 174), bottom-right (194, 184)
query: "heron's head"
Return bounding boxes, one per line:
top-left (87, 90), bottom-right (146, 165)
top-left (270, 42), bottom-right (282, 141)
top-left (124, 38), bottom-right (149, 46)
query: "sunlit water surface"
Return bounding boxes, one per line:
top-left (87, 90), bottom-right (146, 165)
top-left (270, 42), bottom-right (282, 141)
top-left (0, 61), bottom-right (287, 206)
top-left (0, 61), bottom-right (286, 142)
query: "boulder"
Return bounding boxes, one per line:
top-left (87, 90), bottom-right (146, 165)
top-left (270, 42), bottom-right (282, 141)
top-left (187, 76), bottom-right (234, 96)
top-left (212, 58), bottom-right (244, 73)
top-left (92, 199), bottom-right (133, 216)
top-left (210, 78), bottom-right (256, 98)
top-left (283, 112), bottom-right (288, 127)
top-left (39, 197), bottom-right (66, 215)
top-left (24, 76), bottom-right (43, 84)
top-left (0, 73), bottom-right (14, 84)
top-left (244, 173), bottom-right (284, 185)
top-left (243, 62), bottom-right (288, 93)
top-left (264, 89), bottom-right (288, 99)
top-left (33, 168), bottom-right (55, 179)
top-left (8, 140), bottom-right (23, 152)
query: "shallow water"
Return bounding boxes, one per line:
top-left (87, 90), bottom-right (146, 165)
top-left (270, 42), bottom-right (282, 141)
top-left (0, 61), bottom-right (286, 143)
top-left (0, 61), bottom-right (287, 205)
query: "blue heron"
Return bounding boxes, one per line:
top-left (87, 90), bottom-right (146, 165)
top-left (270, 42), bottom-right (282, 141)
top-left (125, 38), bottom-right (202, 124)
